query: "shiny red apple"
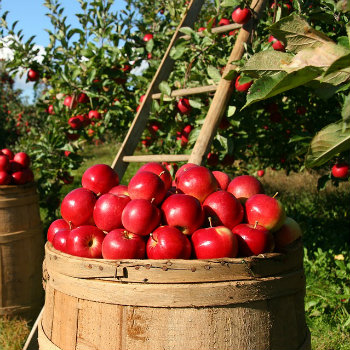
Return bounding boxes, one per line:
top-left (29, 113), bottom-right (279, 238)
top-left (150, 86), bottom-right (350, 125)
top-left (161, 194), bottom-right (204, 235)
top-left (0, 171), bottom-right (11, 185)
top-left (88, 110), bottom-right (101, 120)
top-left (93, 193), bottom-right (131, 232)
top-left (52, 229), bottom-right (70, 253)
top-left (47, 218), bottom-right (71, 242)
top-left (13, 152), bottom-right (30, 169)
top-left (1, 148), bottom-right (14, 160)
top-left (143, 33), bottom-right (154, 42)
top-left (122, 199), bottom-right (161, 236)
top-left (232, 223), bottom-right (275, 256)
top-left (191, 226), bottom-right (238, 259)
top-left (227, 175), bottom-right (264, 203)
top-left (146, 226), bottom-right (190, 259)
top-left (102, 229), bottom-right (146, 259)
top-left (60, 188), bottom-right (96, 227)
top-left (177, 98), bottom-right (192, 114)
top-left (231, 7), bottom-right (251, 24)
top-left (212, 170), bottom-right (230, 190)
top-left (331, 163), bottom-right (349, 179)
top-left (108, 184), bottom-right (129, 196)
top-left (203, 190), bottom-right (244, 229)
top-left (0, 155), bottom-right (9, 171)
top-left (218, 18), bottom-right (230, 26)
top-left (137, 162), bottom-right (172, 191)
top-left (27, 69), bottom-right (39, 82)
top-left (268, 35), bottom-right (285, 51)
top-left (82, 164), bottom-right (119, 195)
top-left (235, 75), bottom-right (253, 92)
top-left (257, 169), bottom-right (265, 177)
top-left (66, 225), bottom-right (105, 258)
top-left (245, 194), bottom-right (286, 232)
top-left (128, 171), bottom-right (166, 205)
top-left (177, 166), bottom-right (218, 203)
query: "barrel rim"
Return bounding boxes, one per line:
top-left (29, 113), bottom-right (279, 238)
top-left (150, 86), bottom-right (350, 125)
top-left (0, 181), bottom-right (36, 190)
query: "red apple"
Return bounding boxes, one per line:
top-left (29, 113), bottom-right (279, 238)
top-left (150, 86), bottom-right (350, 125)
top-left (212, 170), bottom-right (230, 190)
top-left (245, 194), bottom-right (286, 232)
top-left (128, 171), bottom-right (166, 205)
top-left (177, 98), bottom-right (191, 114)
top-left (203, 190), bottom-right (244, 229)
top-left (1, 148), bottom-right (14, 160)
top-left (108, 184), bottom-right (129, 196)
top-left (48, 104), bottom-right (55, 115)
top-left (174, 163), bottom-right (199, 184)
top-left (137, 162), bottom-right (172, 191)
top-left (13, 152), bottom-right (30, 169)
top-left (82, 164), bottom-right (119, 195)
top-left (191, 226), bottom-right (238, 259)
top-left (268, 35), bottom-right (285, 51)
top-left (274, 217), bottom-right (302, 249)
top-left (198, 27), bottom-right (206, 32)
top-left (161, 194), bottom-right (204, 235)
top-left (102, 229), bottom-right (146, 259)
top-left (47, 218), bottom-right (71, 243)
top-left (52, 229), bottom-right (70, 253)
top-left (231, 7), bottom-right (251, 24)
top-left (232, 223), bottom-right (275, 256)
top-left (207, 152), bottom-right (219, 167)
top-left (227, 175), bottom-right (264, 203)
top-left (77, 92), bottom-right (89, 104)
top-left (68, 116), bottom-right (83, 129)
top-left (0, 170), bottom-right (11, 185)
top-left (177, 166), bottom-right (218, 203)
top-left (11, 170), bottom-right (29, 185)
top-left (27, 69), bottom-right (39, 82)
top-left (0, 155), bottom-right (9, 171)
top-left (66, 225), bottom-right (105, 258)
top-left (143, 33), bottom-right (153, 42)
top-left (146, 226), bottom-right (190, 259)
top-left (139, 94), bottom-right (146, 103)
top-left (218, 18), bottom-right (230, 26)
top-left (257, 169), bottom-right (265, 177)
top-left (93, 193), bottom-right (130, 232)
top-left (60, 188), bottom-right (96, 227)
top-left (88, 110), bottom-right (101, 120)
top-left (332, 163), bottom-right (349, 179)
top-left (63, 95), bottom-right (77, 108)
top-left (235, 75), bottom-right (253, 92)
top-left (122, 199), bottom-right (161, 236)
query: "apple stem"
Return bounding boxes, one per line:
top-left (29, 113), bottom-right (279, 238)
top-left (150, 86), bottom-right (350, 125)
top-left (150, 232), bottom-right (158, 242)
top-left (254, 221), bottom-right (258, 229)
top-left (68, 221), bottom-right (73, 230)
top-left (151, 197), bottom-right (155, 203)
top-left (272, 192), bottom-right (279, 198)
top-left (159, 170), bottom-right (166, 177)
top-left (208, 217), bottom-right (213, 228)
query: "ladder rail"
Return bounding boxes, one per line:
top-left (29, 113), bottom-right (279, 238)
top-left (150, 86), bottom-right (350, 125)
top-left (111, 0), bottom-right (205, 178)
top-left (188, 0), bottom-right (268, 165)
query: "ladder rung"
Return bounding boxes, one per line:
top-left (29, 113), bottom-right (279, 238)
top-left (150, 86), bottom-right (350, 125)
top-left (152, 85), bottom-right (217, 100)
top-left (123, 154), bottom-right (191, 163)
top-left (181, 23), bottom-right (242, 40)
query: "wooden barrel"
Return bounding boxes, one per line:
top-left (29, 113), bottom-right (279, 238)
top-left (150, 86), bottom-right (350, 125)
top-left (0, 183), bottom-right (44, 319)
top-left (39, 239), bottom-right (311, 350)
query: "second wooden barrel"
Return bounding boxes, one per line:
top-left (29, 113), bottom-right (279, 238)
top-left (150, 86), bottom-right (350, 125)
top-left (0, 183), bottom-right (44, 319)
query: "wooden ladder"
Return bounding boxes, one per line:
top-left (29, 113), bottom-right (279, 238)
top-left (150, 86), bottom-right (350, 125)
top-left (112, 0), bottom-right (267, 179)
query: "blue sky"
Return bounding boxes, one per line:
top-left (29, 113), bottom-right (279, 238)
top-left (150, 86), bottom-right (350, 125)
top-left (1, 0), bottom-right (127, 101)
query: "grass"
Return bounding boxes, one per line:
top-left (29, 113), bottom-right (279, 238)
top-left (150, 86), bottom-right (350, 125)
top-left (1, 142), bottom-right (350, 350)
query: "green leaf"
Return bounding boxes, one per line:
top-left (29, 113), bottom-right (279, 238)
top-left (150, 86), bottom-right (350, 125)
top-left (317, 174), bottom-right (331, 191)
top-left (342, 93), bottom-right (350, 123)
top-left (207, 65), bottom-right (221, 83)
top-left (227, 105), bottom-right (236, 117)
top-left (269, 13), bottom-right (333, 53)
top-left (179, 27), bottom-right (195, 36)
top-left (243, 66), bottom-right (322, 108)
top-left (223, 70), bottom-right (236, 80)
top-left (146, 38), bottom-right (154, 53)
top-left (170, 44), bottom-right (187, 60)
top-left (189, 99), bottom-right (203, 108)
top-left (221, 0), bottom-right (240, 7)
top-left (242, 51), bottom-right (293, 77)
top-left (158, 81), bottom-right (171, 96)
top-left (305, 120), bottom-right (350, 168)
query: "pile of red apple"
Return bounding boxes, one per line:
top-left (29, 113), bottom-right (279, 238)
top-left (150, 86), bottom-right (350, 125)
top-left (47, 162), bottom-right (302, 260)
top-left (0, 148), bottom-right (34, 185)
